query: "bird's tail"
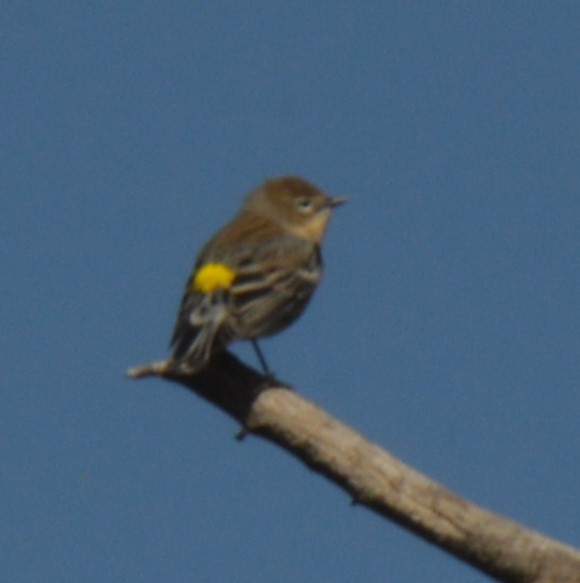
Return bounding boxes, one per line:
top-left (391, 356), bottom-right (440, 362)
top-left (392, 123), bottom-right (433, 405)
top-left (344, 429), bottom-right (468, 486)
top-left (168, 294), bottom-right (229, 373)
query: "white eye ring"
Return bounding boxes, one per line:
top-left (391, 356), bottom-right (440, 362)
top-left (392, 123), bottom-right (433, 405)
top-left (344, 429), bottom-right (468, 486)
top-left (296, 198), bottom-right (313, 212)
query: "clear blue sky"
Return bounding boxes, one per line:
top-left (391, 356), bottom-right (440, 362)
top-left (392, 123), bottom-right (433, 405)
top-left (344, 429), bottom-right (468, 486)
top-left (3, 3), bottom-right (579, 582)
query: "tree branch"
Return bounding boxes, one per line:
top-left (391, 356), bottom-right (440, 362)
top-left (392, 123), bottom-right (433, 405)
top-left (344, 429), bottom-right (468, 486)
top-left (127, 352), bottom-right (580, 583)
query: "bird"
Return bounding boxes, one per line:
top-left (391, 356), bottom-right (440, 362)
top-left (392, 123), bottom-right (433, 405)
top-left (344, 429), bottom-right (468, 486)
top-left (168, 175), bottom-right (346, 374)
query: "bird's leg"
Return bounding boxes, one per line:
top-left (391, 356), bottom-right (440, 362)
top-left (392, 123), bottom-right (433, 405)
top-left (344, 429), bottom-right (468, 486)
top-left (251, 339), bottom-right (271, 375)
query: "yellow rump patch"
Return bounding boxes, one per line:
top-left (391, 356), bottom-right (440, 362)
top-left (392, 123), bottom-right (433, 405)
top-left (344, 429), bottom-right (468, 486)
top-left (193, 263), bottom-right (235, 294)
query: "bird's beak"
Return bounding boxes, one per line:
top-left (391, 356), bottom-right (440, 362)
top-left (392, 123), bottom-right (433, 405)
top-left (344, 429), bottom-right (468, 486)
top-left (326, 195), bottom-right (348, 208)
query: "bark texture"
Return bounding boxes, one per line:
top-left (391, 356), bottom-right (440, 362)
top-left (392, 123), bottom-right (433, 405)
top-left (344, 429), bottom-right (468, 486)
top-left (128, 352), bottom-right (580, 583)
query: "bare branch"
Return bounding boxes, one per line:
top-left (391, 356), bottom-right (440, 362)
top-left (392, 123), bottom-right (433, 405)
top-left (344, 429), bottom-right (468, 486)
top-left (127, 352), bottom-right (580, 583)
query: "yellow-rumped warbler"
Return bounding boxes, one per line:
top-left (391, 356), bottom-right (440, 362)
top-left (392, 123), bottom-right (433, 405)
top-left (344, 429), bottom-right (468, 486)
top-left (168, 176), bottom-right (346, 374)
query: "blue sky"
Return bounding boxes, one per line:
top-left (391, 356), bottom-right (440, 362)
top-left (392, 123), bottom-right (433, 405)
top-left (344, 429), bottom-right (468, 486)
top-left (3, 3), bottom-right (579, 581)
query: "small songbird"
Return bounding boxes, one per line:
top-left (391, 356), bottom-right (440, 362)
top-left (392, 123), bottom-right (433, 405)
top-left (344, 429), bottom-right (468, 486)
top-left (168, 176), bottom-right (346, 374)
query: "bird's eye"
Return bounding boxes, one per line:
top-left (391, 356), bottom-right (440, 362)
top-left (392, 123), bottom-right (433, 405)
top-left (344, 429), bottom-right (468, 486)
top-left (295, 197), bottom-right (313, 213)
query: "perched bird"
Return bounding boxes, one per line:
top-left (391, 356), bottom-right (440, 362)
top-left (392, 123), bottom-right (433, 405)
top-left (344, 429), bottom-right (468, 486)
top-left (168, 176), bottom-right (346, 374)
